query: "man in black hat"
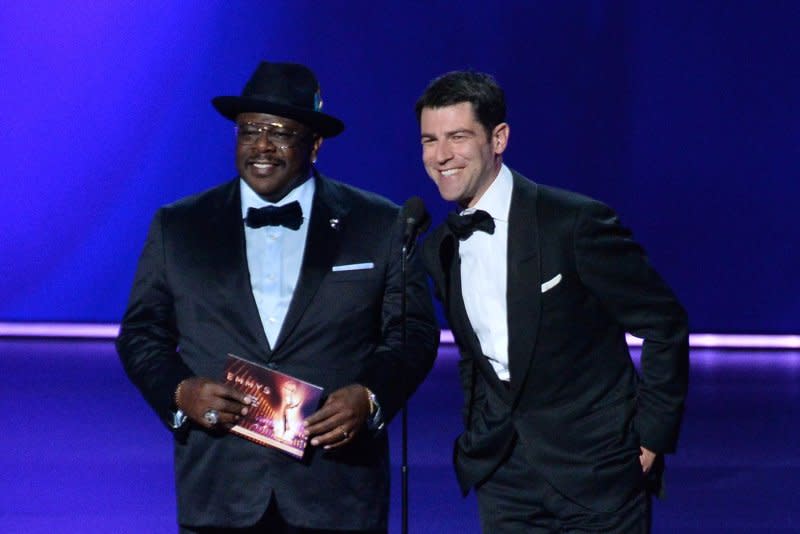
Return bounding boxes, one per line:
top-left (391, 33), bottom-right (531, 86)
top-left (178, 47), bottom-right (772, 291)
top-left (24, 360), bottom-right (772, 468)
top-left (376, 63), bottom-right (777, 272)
top-left (117, 61), bottom-right (438, 533)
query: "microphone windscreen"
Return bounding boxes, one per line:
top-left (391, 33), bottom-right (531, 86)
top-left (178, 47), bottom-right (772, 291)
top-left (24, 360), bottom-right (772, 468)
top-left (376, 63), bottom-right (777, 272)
top-left (402, 196), bottom-right (431, 234)
top-left (403, 196), bottom-right (425, 220)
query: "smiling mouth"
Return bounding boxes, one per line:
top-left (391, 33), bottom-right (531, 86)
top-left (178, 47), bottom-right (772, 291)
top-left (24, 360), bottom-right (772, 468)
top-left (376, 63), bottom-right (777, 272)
top-left (440, 168), bottom-right (461, 177)
top-left (249, 160), bottom-right (282, 171)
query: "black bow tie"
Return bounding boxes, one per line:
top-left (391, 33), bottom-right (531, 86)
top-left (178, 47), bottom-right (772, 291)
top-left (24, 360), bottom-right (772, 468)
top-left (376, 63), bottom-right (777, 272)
top-left (245, 201), bottom-right (303, 230)
top-left (446, 210), bottom-right (496, 240)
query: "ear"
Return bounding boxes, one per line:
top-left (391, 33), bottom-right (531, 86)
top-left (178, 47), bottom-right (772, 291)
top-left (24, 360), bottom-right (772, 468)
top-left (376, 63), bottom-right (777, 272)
top-left (492, 122), bottom-right (509, 155)
top-left (311, 136), bottom-right (323, 163)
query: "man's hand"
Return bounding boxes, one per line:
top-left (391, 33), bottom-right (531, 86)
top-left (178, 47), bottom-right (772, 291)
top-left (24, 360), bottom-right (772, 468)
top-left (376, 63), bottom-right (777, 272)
top-left (176, 377), bottom-right (252, 429)
top-left (304, 384), bottom-right (371, 450)
top-left (639, 446), bottom-right (658, 474)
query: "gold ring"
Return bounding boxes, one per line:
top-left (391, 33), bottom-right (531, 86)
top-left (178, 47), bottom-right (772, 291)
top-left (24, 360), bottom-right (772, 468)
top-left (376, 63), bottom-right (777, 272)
top-left (340, 427), bottom-right (349, 439)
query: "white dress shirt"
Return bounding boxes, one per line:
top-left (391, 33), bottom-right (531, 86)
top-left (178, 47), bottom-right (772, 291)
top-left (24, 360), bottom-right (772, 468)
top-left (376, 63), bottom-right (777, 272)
top-left (459, 164), bottom-right (513, 381)
top-left (241, 177), bottom-right (314, 347)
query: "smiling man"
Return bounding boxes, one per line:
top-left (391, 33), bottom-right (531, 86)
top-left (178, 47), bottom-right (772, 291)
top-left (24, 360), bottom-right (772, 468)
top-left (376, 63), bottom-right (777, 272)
top-left (117, 61), bottom-right (438, 533)
top-left (417, 71), bottom-right (689, 533)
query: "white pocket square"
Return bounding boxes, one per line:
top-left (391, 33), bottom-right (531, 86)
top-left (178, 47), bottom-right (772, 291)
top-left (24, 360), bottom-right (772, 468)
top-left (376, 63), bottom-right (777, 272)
top-left (541, 273), bottom-right (562, 293)
top-left (332, 262), bottom-right (374, 272)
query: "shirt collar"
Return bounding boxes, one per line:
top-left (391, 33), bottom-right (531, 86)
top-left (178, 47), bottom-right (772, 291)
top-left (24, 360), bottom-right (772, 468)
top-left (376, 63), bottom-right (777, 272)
top-left (240, 173), bottom-right (316, 221)
top-left (462, 164), bottom-right (513, 222)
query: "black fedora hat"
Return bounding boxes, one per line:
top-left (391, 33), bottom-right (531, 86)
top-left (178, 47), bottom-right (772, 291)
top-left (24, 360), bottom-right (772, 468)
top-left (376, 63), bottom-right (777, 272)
top-left (212, 61), bottom-right (344, 138)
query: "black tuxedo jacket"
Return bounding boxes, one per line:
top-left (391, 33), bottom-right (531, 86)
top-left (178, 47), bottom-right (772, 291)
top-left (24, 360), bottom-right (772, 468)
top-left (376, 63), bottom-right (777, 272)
top-left (117, 174), bottom-right (438, 530)
top-left (422, 170), bottom-right (689, 513)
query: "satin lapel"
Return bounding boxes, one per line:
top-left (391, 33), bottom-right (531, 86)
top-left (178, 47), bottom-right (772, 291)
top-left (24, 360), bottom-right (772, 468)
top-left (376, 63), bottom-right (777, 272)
top-left (270, 177), bottom-right (343, 355)
top-left (209, 180), bottom-right (271, 356)
top-left (440, 232), bottom-right (476, 354)
top-left (442, 228), bottom-right (508, 395)
top-left (507, 174), bottom-right (541, 400)
top-left (433, 226), bottom-right (456, 309)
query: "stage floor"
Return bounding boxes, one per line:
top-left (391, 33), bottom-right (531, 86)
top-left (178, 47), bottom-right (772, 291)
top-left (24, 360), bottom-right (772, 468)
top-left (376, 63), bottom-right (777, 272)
top-left (2, 339), bottom-right (799, 533)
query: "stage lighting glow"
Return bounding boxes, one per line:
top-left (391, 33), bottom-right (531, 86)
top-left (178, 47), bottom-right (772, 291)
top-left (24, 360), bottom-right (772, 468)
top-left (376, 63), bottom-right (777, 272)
top-left (1, 322), bottom-right (799, 350)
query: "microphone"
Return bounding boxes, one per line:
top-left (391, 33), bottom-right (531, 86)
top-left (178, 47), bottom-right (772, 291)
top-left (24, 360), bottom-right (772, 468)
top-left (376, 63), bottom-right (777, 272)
top-left (401, 196), bottom-right (431, 254)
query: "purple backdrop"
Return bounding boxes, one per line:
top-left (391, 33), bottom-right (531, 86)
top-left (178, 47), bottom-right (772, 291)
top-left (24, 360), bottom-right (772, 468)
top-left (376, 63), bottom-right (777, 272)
top-left (1, 1), bottom-right (798, 333)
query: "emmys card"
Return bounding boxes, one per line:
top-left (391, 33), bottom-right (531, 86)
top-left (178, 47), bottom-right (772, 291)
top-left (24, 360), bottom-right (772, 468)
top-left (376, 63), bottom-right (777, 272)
top-left (223, 353), bottom-right (324, 458)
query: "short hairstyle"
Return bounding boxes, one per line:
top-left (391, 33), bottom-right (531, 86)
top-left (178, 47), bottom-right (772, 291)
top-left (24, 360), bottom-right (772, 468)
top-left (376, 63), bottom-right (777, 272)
top-left (415, 71), bottom-right (506, 136)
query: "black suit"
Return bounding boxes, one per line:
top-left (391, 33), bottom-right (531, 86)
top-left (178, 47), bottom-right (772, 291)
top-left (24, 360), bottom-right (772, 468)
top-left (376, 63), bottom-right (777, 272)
top-left (117, 173), bottom-right (438, 530)
top-left (422, 170), bottom-right (688, 515)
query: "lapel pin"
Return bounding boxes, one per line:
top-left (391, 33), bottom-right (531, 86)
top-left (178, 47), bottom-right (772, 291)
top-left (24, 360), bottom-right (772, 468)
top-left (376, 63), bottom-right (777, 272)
top-left (329, 218), bottom-right (340, 229)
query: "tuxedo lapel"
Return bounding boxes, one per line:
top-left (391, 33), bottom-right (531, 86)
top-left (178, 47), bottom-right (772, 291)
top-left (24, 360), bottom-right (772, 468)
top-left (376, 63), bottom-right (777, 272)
top-left (439, 226), bottom-right (509, 398)
top-left (434, 228), bottom-right (456, 316)
top-left (443, 234), bottom-right (480, 358)
top-left (506, 173), bottom-right (541, 400)
top-left (207, 180), bottom-right (272, 356)
top-left (270, 176), bottom-right (345, 354)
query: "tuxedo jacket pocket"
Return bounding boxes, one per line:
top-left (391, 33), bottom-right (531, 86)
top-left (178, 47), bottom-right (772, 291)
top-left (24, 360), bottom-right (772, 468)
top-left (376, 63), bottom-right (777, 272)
top-left (328, 261), bottom-right (378, 282)
top-left (541, 273), bottom-right (562, 293)
top-left (332, 262), bottom-right (374, 272)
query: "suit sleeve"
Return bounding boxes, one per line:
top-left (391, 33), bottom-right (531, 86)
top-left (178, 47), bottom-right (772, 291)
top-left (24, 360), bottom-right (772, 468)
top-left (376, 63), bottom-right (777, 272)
top-left (357, 215), bottom-right (439, 424)
top-left (574, 200), bottom-right (689, 454)
top-left (116, 209), bottom-right (195, 429)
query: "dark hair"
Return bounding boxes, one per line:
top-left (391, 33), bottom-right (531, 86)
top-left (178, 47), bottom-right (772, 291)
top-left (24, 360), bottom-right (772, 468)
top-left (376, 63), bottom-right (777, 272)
top-left (415, 71), bottom-right (506, 136)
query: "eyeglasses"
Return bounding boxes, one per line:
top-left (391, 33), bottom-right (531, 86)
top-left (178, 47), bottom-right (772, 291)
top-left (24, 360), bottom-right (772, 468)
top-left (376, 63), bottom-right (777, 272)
top-left (235, 122), bottom-right (305, 149)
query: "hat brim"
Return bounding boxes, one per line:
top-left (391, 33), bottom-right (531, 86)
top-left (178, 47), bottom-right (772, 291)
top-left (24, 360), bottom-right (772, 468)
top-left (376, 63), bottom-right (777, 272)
top-left (212, 96), bottom-right (345, 138)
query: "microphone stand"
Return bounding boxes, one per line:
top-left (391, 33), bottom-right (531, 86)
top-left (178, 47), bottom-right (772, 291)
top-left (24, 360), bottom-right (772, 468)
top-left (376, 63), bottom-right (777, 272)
top-left (398, 197), bottom-right (428, 534)
top-left (400, 242), bottom-right (410, 534)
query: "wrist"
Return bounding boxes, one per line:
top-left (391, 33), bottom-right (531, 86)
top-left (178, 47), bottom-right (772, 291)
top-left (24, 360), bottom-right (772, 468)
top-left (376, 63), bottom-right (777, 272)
top-left (171, 379), bottom-right (191, 431)
top-left (174, 378), bottom-right (190, 411)
top-left (364, 386), bottom-right (377, 415)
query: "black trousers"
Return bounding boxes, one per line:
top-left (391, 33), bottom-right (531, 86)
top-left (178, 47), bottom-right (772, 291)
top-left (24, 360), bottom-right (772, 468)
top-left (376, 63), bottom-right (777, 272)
top-left (179, 499), bottom-right (387, 534)
top-left (475, 439), bottom-right (651, 533)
